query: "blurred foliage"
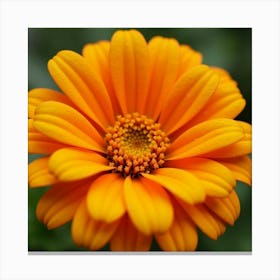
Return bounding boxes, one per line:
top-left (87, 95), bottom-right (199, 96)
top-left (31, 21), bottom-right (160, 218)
top-left (28, 28), bottom-right (252, 251)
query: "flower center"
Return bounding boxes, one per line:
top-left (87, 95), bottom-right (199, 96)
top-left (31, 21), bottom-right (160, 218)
top-left (105, 113), bottom-right (170, 177)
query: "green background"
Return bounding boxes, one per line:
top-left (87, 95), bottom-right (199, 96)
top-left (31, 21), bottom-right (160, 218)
top-left (28, 28), bottom-right (252, 251)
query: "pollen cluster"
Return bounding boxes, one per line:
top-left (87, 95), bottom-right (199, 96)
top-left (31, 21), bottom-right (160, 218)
top-left (105, 113), bottom-right (170, 177)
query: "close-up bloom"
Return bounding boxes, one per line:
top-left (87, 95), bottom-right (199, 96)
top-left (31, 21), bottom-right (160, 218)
top-left (28, 29), bottom-right (252, 251)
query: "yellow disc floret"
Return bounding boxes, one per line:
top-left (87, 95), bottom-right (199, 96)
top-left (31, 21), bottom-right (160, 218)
top-left (105, 113), bottom-right (170, 177)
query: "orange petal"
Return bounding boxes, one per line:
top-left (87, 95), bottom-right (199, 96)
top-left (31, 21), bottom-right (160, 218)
top-left (82, 41), bottom-right (121, 115)
top-left (142, 168), bottom-right (205, 205)
top-left (36, 180), bottom-right (90, 229)
top-left (71, 199), bottom-right (119, 250)
top-left (160, 65), bottom-right (219, 135)
top-left (227, 189), bottom-right (241, 217)
top-left (28, 157), bottom-right (57, 187)
top-left (211, 67), bottom-right (233, 79)
top-left (34, 101), bottom-right (104, 153)
top-left (49, 148), bottom-right (113, 181)
top-left (215, 217), bottom-right (226, 236)
top-left (218, 156), bottom-right (252, 185)
top-left (166, 158), bottom-right (236, 197)
top-left (28, 88), bottom-right (72, 119)
top-left (187, 68), bottom-right (246, 127)
top-left (204, 121), bottom-right (252, 158)
top-left (87, 173), bottom-right (126, 223)
top-left (28, 119), bottom-right (65, 154)
top-left (168, 119), bottom-right (244, 160)
top-left (155, 199), bottom-right (198, 251)
top-left (109, 29), bottom-right (150, 114)
top-left (110, 214), bottom-right (152, 251)
top-left (124, 176), bottom-right (173, 235)
top-left (82, 41), bottom-right (110, 86)
top-left (48, 50), bottom-right (114, 129)
top-left (178, 200), bottom-right (226, 240)
top-left (205, 190), bottom-right (240, 226)
top-left (178, 45), bottom-right (203, 76)
top-left (145, 36), bottom-right (180, 119)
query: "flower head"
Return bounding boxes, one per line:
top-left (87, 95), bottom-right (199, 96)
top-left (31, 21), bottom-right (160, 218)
top-left (28, 29), bottom-right (252, 251)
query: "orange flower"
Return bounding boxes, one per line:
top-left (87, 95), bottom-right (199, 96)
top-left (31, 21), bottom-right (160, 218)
top-left (28, 29), bottom-right (251, 251)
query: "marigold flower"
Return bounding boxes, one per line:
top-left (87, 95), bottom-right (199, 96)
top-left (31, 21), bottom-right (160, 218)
top-left (28, 29), bottom-right (252, 251)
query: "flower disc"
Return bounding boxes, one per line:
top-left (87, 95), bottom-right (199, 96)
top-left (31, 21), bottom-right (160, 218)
top-left (105, 113), bottom-right (170, 177)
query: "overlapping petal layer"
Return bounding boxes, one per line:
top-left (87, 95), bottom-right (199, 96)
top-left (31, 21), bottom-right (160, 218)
top-left (166, 158), bottom-right (236, 197)
top-left (143, 168), bottom-right (205, 204)
top-left (178, 45), bottom-right (203, 76)
top-left (28, 119), bottom-right (65, 154)
top-left (82, 41), bottom-right (121, 115)
top-left (204, 121), bottom-right (252, 158)
top-left (155, 199), bottom-right (198, 251)
top-left (186, 68), bottom-right (246, 128)
top-left (168, 119), bottom-right (244, 160)
top-left (28, 157), bottom-right (57, 187)
top-left (87, 173), bottom-right (126, 223)
top-left (72, 199), bottom-right (120, 250)
top-left (48, 148), bottom-right (113, 181)
top-left (36, 179), bottom-right (91, 229)
top-left (28, 88), bottom-right (73, 119)
top-left (34, 101), bottom-right (104, 152)
top-left (145, 36), bottom-right (181, 119)
top-left (48, 50), bottom-right (114, 129)
top-left (178, 199), bottom-right (226, 240)
top-left (124, 176), bottom-right (173, 235)
top-left (205, 190), bottom-right (240, 226)
top-left (110, 30), bottom-right (150, 114)
top-left (160, 65), bottom-right (219, 134)
top-left (110, 214), bottom-right (152, 251)
top-left (218, 156), bottom-right (252, 185)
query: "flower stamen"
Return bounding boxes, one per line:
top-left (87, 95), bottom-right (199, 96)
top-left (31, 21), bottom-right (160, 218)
top-left (105, 113), bottom-right (170, 177)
